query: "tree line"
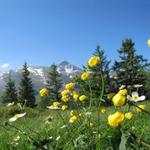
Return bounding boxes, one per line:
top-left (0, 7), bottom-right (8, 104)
top-left (1, 38), bottom-right (150, 107)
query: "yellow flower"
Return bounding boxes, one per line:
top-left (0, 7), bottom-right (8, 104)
top-left (88, 56), bottom-right (100, 68)
top-left (101, 108), bottom-right (106, 114)
top-left (79, 113), bottom-right (83, 117)
top-left (81, 72), bottom-right (90, 80)
top-left (79, 95), bottom-right (87, 102)
top-left (39, 88), bottom-right (49, 96)
top-left (107, 93), bottom-right (115, 100)
top-left (61, 105), bottom-right (68, 111)
top-left (72, 91), bottom-right (80, 101)
top-left (61, 95), bottom-right (69, 102)
top-left (112, 93), bottom-right (126, 107)
top-left (136, 105), bottom-right (145, 112)
top-left (108, 112), bottom-right (125, 127)
top-left (9, 113), bottom-right (26, 122)
top-left (147, 39), bottom-right (150, 47)
top-left (118, 89), bottom-right (127, 96)
top-left (70, 110), bottom-right (76, 116)
top-left (125, 112), bottom-right (133, 120)
top-left (61, 90), bottom-right (70, 97)
top-left (89, 122), bottom-right (94, 128)
top-left (65, 83), bottom-right (75, 91)
top-left (69, 115), bottom-right (77, 124)
top-left (53, 102), bottom-right (61, 107)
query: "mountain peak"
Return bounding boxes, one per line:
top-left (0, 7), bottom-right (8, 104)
top-left (59, 61), bottom-right (70, 66)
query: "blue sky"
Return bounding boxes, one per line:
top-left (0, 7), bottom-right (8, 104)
top-left (0, 0), bottom-right (150, 69)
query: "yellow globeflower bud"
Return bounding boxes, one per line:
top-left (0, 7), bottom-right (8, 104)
top-left (112, 93), bottom-right (126, 107)
top-left (147, 39), bottom-right (150, 47)
top-left (53, 102), bottom-right (61, 107)
top-left (136, 105), bottom-right (145, 112)
top-left (108, 112), bottom-right (125, 127)
top-left (39, 88), bottom-right (48, 96)
top-left (79, 95), bottom-right (87, 102)
top-left (81, 72), bottom-right (90, 81)
top-left (70, 110), bottom-right (76, 116)
top-left (65, 83), bottom-right (75, 91)
top-left (125, 112), bottom-right (133, 120)
top-left (88, 56), bottom-right (100, 68)
top-left (89, 122), bottom-right (94, 128)
top-left (69, 115), bottom-right (77, 124)
top-left (118, 89), bottom-right (127, 96)
top-left (61, 105), bottom-right (68, 111)
top-left (101, 108), bottom-right (106, 114)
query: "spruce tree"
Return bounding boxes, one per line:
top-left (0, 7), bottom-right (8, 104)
top-left (3, 72), bottom-right (18, 104)
top-left (19, 62), bottom-right (35, 107)
top-left (46, 64), bottom-right (62, 101)
top-left (113, 38), bottom-right (150, 92)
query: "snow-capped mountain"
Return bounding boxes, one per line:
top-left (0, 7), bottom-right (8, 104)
top-left (0, 61), bottom-right (82, 93)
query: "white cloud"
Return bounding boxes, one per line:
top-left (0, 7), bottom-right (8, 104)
top-left (1, 64), bottom-right (10, 68)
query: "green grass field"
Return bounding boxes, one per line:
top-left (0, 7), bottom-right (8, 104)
top-left (0, 101), bottom-right (150, 150)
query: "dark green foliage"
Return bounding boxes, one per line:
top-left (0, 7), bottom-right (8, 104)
top-left (113, 39), bottom-right (150, 93)
top-left (46, 64), bottom-right (62, 101)
top-left (18, 62), bottom-right (36, 107)
top-left (2, 72), bottom-right (18, 104)
top-left (74, 45), bottom-right (111, 105)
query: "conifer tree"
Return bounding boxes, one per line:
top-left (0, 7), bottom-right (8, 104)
top-left (19, 62), bottom-right (35, 107)
top-left (113, 38), bottom-right (150, 92)
top-left (3, 72), bottom-right (18, 104)
top-left (46, 64), bottom-right (62, 101)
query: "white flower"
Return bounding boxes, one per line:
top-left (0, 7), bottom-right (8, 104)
top-left (127, 92), bottom-right (145, 102)
top-left (60, 125), bottom-right (67, 129)
top-left (119, 85), bottom-right (126, 90)
top-left (7, 102), bottom-right (15, 107)
top-left (9, 113), bottom-right (26, 122)
top-left (47, 106), bottom-right (60, 110)
top-left (133, 84), bottom-right (143, 88)
top-left (85, 112), bottom-right (92, 116)
top-left (56, 136), bottom-right (61, 141)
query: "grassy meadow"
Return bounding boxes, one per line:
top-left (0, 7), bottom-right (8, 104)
top-left (0, 100), bottom-right (149, 150)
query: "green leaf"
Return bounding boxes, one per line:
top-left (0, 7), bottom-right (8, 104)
top-left (119, 132), bottom-right (128, 150)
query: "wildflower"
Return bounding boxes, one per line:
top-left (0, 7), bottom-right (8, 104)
top-left (7, 102), bottom-right (15, 107)
top-left (61, 105), bottom-right (68, 111)
top-left (133, 84), bottom-right (143, 88)
top-left (125, 112), bottom-right (133, 120)
top-left (107, 93), bottom-right (115, 100)
top-left (70, 110), bottom-right (76, 116)
top-left (101, 108), bottom-right (106, 114)
top-left (61, 90), bottom-right (70, 97)
top-left (108, 112), bottom-right (125, 127)
top-left (69, 115), bottom-right (77, 124)
top-left (56, 136), bottom-right (61, 141)
top-left (47, 102), bottom-right (60, 110)
top-left (14, 135), bottom-right (20, 142)
top-left (39, 88), bottom-right (48, 96)
top-left (79, 113), bottom-right (83, 117)
top-left (61, 95), bottom-right (69, 102)
top-left (81, 72), bottom-right (90, 80)
top-left (60, 125), bottom-right (67, 129)
top-left (9, 113), bottom-right (26, 122)
top-left (112, 93), bottom-right (126, 107)
top-left (136, 105), bottom-right (145, 112)
top-left (89, 122), bottom-right (94, 128)
top-left (118, 89), bottom-right (127, 96)
top-left (85, 112), bottom-right (92, 116)
top-left (79, 95), bottom-right (87, 102)
top-left (119, 85), bottom-right (126, 90)
top-left (65, 83), bottom-right (75, 91)
top-left (88, 56), bottom-right (100, 68)
top-left (147, 39), bottom-right (150, 47)
top-left (127, 92), bottom-right (145, 102)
